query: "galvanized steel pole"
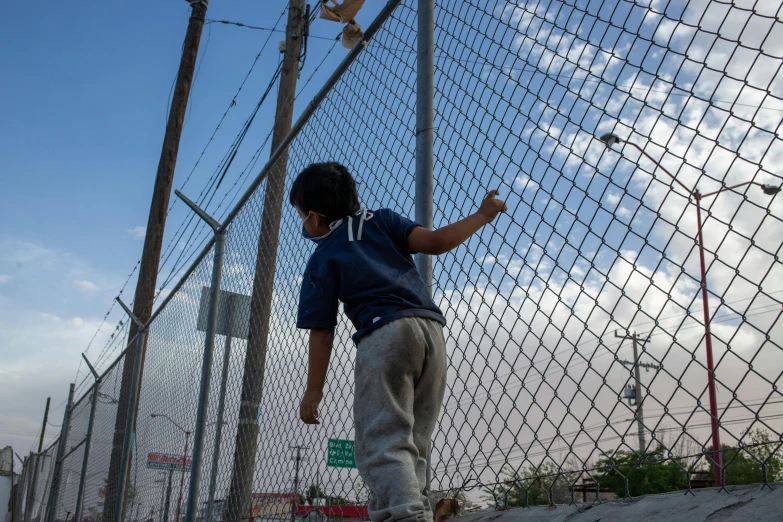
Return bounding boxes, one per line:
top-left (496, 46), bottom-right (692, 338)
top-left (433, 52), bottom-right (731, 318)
top-left (45, 382), bottom-right (74, 522)
top-left (113, 298), bottom-right (148, 522)
top-left (416, 0), bottom-right (436, 494)
top-left (186, 232), bottom-right (226, 522)
top-left (74, 355), bottom-right (101, 522)
top-left (205, 296), bottom-right (234, 520)
top-left (23, 454), bottom-right (38, 522)
top-left (171, 189), bottom-right (227, 522)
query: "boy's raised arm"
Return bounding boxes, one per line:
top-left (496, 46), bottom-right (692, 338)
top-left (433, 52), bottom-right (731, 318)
top-left (300, 327), bottom-right (335, 424)
top-left (408, 190), bottom-right (506, 256)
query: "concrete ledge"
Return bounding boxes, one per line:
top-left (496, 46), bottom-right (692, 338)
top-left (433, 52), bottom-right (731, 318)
top-left (455, 483), bottom-right (782, 521)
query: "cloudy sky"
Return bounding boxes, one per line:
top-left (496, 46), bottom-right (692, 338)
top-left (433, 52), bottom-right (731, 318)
top-left (4, 0), bottom-right (783, 514)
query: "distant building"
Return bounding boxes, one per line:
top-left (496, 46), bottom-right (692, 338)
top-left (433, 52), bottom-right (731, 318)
top-left (1, 446), bottom-right (16, 522)
top-left (199, 494), bottom-right (369, 522)
top-left (250, 492), bottom-right (297, 518)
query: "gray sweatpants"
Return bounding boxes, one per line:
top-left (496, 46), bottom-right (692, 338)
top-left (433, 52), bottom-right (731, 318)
top-left (354, 317), bottom-right (447, 522)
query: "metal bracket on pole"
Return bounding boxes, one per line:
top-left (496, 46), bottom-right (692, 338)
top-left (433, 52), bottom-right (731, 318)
top-left (74, 355), bottom-right (101, 522)
top-left (44, 383), bottom-right (75, 522)
top-left (113, 297), bottom-right (148, 522)
top-left (116, 296), bottom-right (144, 329)
top-left (175, 189), bottom-right (221, 232)
top-left (177, 190), bottom-right (227, 522)
top-left (82, 353), bottom-right (100, 380)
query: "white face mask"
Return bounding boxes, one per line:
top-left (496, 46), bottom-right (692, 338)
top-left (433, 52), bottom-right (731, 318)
top-left (301, 212), bottom-right (344, 241)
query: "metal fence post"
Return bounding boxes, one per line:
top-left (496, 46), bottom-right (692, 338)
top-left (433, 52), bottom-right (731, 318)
top-left (75, 355), bottom-right (101, 522)
top-left (173, 189), bottom-right (227, 522)
top-left (416, 0), bottom-right (435, 494)
top-left (45, 382), bottom-right (75, 522)
top-left (113, 297), bottom-right (149, 522)
top-left (13, 455), bottom-right (27, 522)
top-left (206, 296), bottom-right (234, 520)
top-left (23, 454), bottom-right (38, 522)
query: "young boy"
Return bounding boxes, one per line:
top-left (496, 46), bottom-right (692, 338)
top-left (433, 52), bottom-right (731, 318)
top-left (291, 162), bottom-right (505, 522)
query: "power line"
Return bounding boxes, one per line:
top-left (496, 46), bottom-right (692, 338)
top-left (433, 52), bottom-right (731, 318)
top-left (468, 304), bottom-right (775, 409)
top-left (70, 6), bottom-right (293, 383)
top-left (206, 18), bottom-right (340, 42)
top-left (152, 7), bottom-right (290, 291)
top-left (433, 410), bottom-right (783, 478)
top-left (158, 5), bottom-right (337, 282)
top-left (215, 34), bottom-right (341, 224)
top-left (443, 301), bottom-right (781, 411)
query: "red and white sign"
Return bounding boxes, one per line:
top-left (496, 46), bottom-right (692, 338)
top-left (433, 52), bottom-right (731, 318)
top-left (146, 452), bottom-right (192, 471)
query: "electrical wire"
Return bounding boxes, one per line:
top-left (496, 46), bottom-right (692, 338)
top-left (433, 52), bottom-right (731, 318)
top-left (216, 33), bottom-right (340, 224)
top-left (156, 4), bottom-right (333, 284)
top-left (69, 7), bottom-right (293, 382)
top-left (444, 304), bottom-right (781, 411)
top-left (433, 410), bottom-right (783, 478)
top-left (152, 6), bottom-right (290, 287)
top-left (442, 288), bottom-right (783, 404)
top-left (205, 19), bottom-right (338, 42)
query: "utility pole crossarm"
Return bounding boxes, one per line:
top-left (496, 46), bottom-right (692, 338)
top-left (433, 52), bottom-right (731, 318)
top-left (618, 359), bottom-right (661, 371)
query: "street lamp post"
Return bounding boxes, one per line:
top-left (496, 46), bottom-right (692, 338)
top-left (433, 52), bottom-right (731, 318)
top-left (597, 132), bottom-right (780, 487)
top-left (151, 413), bottom-right (191, 521)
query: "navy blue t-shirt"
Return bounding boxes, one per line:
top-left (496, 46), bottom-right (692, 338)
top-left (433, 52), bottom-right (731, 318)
top-left (296, 208), bottom-right (446, 343)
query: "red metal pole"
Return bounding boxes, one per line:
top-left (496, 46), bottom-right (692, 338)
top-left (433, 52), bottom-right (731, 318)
top-left (694, 191), bottom-right (723, 486)
top-left (176, 431), bottom-right (190, 521)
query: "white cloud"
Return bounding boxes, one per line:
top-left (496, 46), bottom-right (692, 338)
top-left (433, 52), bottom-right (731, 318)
top-left (616, 206), bottom-right (633, 220)
top-left (0, 274), bottom-right (9, 284)
top-left (128, 226), bottom-right (146, 239)
top-left (73, 279), bottom-right (99, 292)
top-left (514, 174), bottom-right (539, 192)
top-left (605, 191), bottom-right (622, 206)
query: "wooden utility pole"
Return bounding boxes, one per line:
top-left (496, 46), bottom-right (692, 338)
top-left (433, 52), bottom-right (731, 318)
top-left (37, 397), bottom-right (50, 453)
top-left (225, 1), bottom-right (305, 519)
top-left (103, 1), bottom-right (209, 519)
top-left (615, 330), bottom-right (659, 455)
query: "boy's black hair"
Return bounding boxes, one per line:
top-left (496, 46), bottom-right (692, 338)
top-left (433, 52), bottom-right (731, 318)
top-left (289, 162), bottom-right (360, 221)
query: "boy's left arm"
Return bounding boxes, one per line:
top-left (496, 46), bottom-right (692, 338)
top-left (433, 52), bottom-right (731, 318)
top-left (300, 327), bottom-right (335, 424)
top-left (408, 190), bottom-right (506, 255)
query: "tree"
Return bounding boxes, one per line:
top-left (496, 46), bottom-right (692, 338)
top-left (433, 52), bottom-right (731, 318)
top-left (306, 484), bottom-right (325, 504)
top-left (594, 448), bottom-right (686, 498)
top-left (482, 462), bottom-right (580, 507)
top-left (721, 429), bottom-right (783, 486)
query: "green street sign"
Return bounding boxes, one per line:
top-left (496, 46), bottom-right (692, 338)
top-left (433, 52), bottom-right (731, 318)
top-left (327, 439), bottom-right (356, 468)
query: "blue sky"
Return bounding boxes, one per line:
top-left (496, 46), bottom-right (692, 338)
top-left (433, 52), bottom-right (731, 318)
top-left (0, 0), bottom-right (391, 455)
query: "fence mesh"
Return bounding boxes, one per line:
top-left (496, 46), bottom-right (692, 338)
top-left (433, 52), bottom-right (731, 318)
top-left (32, 0), bottom-right (783, 519)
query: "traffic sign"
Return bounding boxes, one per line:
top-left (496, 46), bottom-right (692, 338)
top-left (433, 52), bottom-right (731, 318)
top-left (326, 439), bottom-right (356, 468)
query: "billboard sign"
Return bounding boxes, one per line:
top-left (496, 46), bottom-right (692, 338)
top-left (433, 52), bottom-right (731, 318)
top-left (146, 452), bottom-right (192, 472)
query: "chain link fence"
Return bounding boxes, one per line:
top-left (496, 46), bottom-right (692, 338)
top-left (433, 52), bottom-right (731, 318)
top-left (27, 0), bottom-right (783, 519)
